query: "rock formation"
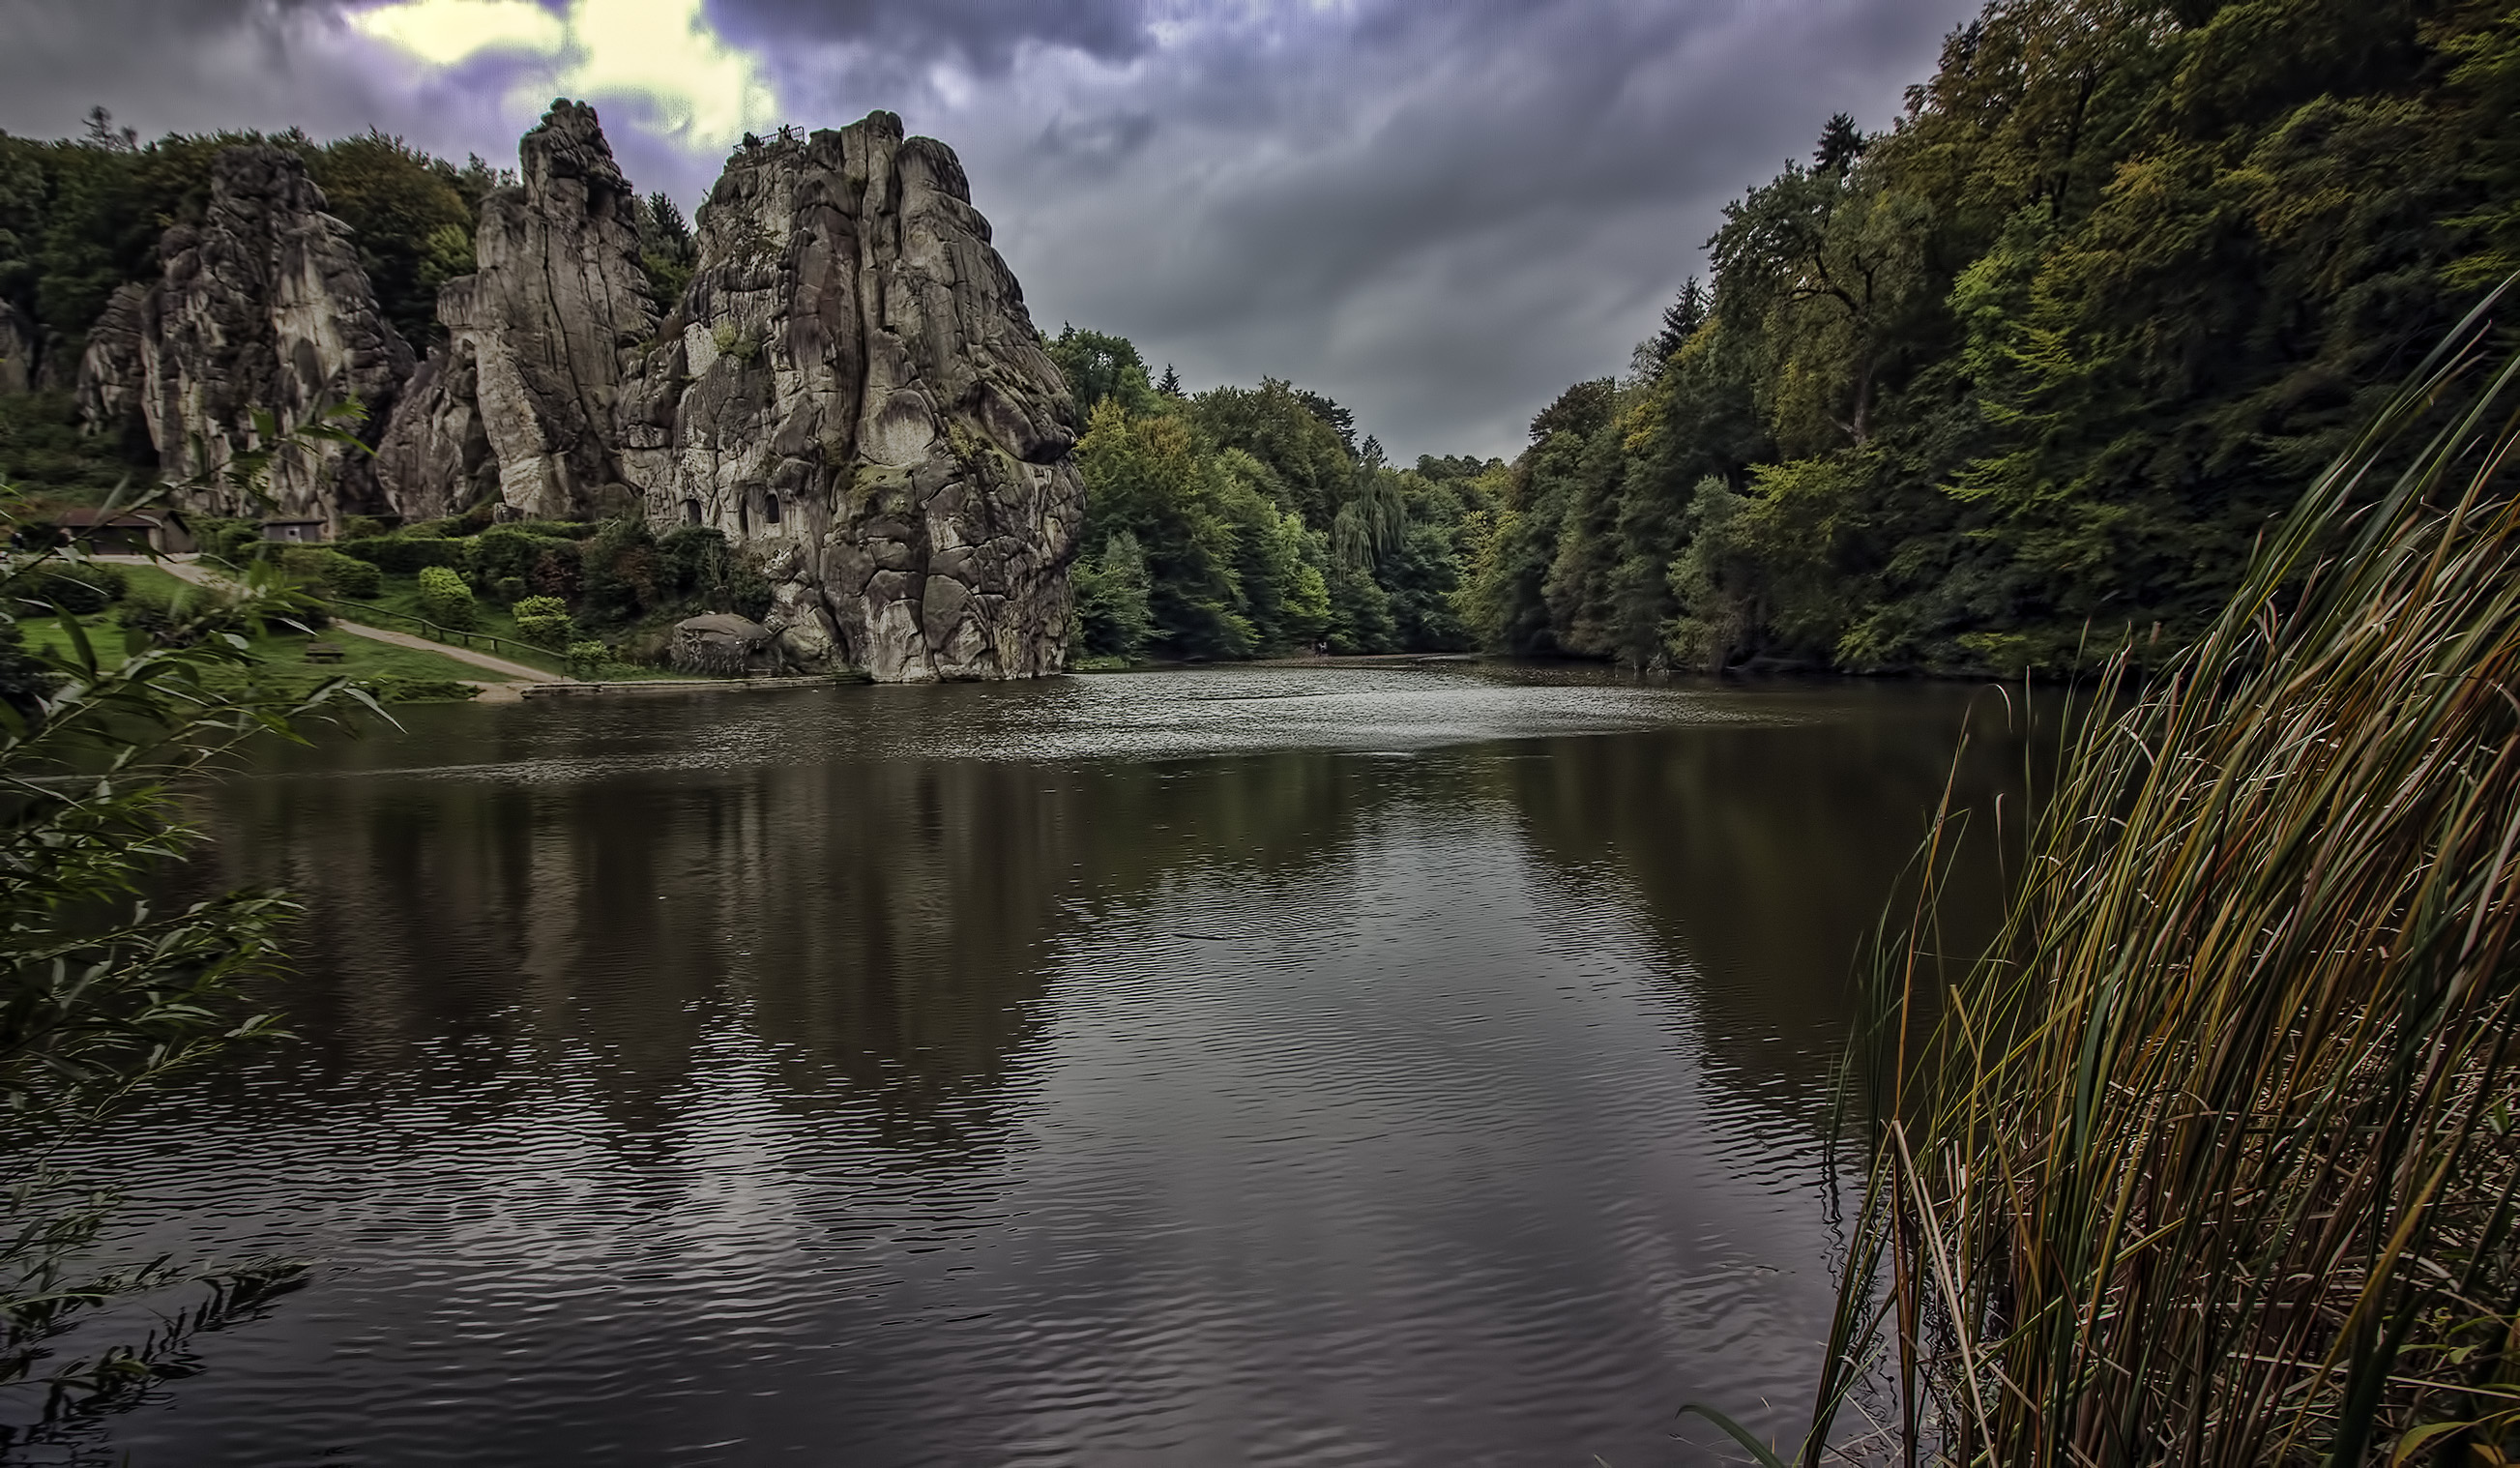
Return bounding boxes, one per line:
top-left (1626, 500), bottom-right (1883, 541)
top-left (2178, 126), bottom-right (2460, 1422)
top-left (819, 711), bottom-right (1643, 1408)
top-left (614, 113), bottom-right (1082, 681)
top-left (672, 611), bottom-right (777, 676)
top-left (73, 284), bottom-right (149, 438)
top-left (71, 102), bottom-right (1078, 681)
top-left (376, 101), bottom-right (656, 522)
top-left (80, 146), bottom-right (412, 526)
top-left (0, 302), bottom-right (36, 396)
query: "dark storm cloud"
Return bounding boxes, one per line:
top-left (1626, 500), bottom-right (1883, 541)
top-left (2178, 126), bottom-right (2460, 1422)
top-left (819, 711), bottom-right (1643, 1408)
top-left (712, 0), bottom-right (1153, 73)
top-left (827, 0), bottom-right (1989, 455)
top-left (0, 0), bottom-right (1986, 455)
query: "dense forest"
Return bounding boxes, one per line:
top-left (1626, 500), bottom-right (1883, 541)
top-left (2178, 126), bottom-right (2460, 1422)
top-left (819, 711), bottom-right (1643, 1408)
top-left (5, 0), bottom-right (2515, 674)
top-left (1042, 329), bottom-right (1493, 661)
top-left (1473, 0), bottom-right (2520, 675)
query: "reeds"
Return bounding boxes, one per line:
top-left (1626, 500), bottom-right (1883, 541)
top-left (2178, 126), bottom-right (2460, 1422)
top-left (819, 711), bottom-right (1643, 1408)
top-left (1794, 284), bottom-right (2520, 1465)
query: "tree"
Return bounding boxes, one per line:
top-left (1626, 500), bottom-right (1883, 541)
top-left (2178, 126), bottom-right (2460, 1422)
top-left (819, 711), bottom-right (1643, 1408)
top-left (1070, 530), bottom-right (1155, 659)
top-left (300, 131), bottom-right (476, 346)
top-left (1047, 326), bottom-right (1159, 418)
top-left (1813, 111), bottom-right (1865, 173)
top-left (0, 461), bottom-right (374, 1447)
top-left (632, 191), bottom-right (695, 309)
top-left (78, 107), bottom-right (135, 155)
top-left (1645, 278), bottom-right (1708, 370)
top-left (1471, 0), bottom-right (2515, 677)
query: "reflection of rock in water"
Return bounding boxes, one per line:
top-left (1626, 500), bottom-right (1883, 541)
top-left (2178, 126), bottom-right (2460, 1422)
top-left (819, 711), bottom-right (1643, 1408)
top-left (182, 737), bottom-right (1377, 1152)
top-left (174, 683), bottom-right (2015, 1158)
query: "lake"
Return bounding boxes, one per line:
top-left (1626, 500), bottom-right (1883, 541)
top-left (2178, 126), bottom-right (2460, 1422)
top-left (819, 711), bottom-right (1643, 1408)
top-left (69, 665), bottom-right (2023, 1465)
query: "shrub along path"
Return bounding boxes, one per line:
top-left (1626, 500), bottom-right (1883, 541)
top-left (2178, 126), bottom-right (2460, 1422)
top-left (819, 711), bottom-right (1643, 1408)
top-left (103, 556), bottom-right (574, 687)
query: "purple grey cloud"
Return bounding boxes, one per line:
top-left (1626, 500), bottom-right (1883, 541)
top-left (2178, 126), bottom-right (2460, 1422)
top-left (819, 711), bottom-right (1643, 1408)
top-left (0, 0), bottom-right (1983, 456)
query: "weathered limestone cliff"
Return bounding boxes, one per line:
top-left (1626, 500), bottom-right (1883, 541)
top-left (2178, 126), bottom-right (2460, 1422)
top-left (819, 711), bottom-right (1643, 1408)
top-left (73, 283), bottom-right (149, 439)
top-left (376, 101), bottom-right (654, 521)
top-left (616, 113), bottom-right (1082, 681)
top-left (105, 146), bottom-right (413, 524)
top-left (69, 103), bottom-right (1077, 681)
top-left (0, 302), bottom-right (36, 396)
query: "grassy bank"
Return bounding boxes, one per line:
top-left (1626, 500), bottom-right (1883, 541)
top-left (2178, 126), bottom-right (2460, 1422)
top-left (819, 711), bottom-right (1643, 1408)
top-left (15, 564), bottom-right (493, 701)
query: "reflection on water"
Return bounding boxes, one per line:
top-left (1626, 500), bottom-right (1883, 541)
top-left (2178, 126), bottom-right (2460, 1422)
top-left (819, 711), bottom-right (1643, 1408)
top-left (69, 667), bottom-right (2020, 1465)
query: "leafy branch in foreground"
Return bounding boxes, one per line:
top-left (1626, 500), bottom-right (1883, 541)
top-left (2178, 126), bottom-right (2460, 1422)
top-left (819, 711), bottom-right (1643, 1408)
top-left (1756, 279), bottom-right (2520, 1466)
top-left (0, 460), bottom-right (376, 1451)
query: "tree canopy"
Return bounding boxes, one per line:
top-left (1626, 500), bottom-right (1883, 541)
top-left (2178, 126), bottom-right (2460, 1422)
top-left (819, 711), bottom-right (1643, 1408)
top-left (1465, 0), bottom-right (2520, 675)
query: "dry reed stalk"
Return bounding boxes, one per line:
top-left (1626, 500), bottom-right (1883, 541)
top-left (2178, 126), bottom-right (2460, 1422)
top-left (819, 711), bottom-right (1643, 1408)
top-left (1761, 285), bottom-right (2520, 1466)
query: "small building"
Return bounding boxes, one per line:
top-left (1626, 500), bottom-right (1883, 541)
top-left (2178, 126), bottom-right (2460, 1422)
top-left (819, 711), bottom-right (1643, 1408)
top-left (259, 518), bottom-right (329, 544)
top-left (54, 508), bottom-right (196, 555)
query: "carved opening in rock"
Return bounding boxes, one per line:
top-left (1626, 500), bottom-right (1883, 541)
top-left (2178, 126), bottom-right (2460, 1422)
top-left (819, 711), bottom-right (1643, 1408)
top-left (764, 492), bottom-right (780, 526)
top-left (682, 498), bottom-right (701, 525)
top-left (738, 498), bottom-right (749, 536)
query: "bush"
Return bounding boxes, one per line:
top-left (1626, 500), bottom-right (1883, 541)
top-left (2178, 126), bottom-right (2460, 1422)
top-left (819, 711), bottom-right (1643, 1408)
top-left (115, 583), bottom-right (246, 647)
top-left (467, 524), bottom-right (572, 587)
top-left (16, 563), bottom-right (128, 616)
top-left (337, 515), bottom-right (396, 542)
top-left (528, 543), bottom-right (582, 600)
top-left (512, 595), bottom-right (573, 650)
top-left (193, 518), bottom-right (263, 566)
top-left (728, 561), bottom-right (773, 622)
top-left (415, 565), bottom-right (476, 629)
top-left (563, 639), bottom-right (612, 678)
top-left (278, 547), bottom-right (381, 599)
top-left (327, 556), bottom-right (382, 600)
top-left (362, 676), bottom-right (479, 703)
top-left (337, 536), bottom-right (470, 573)
top-left (0, 623), bottom-right (61, 711)
top-left (405, 504), bottom-right (496, 539)
top-left (579, 519), bottom-right (662, 624)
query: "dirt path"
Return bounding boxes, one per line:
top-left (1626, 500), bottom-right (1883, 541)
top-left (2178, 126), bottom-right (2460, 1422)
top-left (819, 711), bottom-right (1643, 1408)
top-left (100, 554), bottom-right (571, 688)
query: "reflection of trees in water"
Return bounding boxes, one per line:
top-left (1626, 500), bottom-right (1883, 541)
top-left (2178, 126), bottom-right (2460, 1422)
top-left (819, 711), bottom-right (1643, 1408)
top-left (176, 687), bottom-right (2030, 1163)
top-left (1484, 688), bottom-right (2032, 1118)
top-left (185, 745), bottom-right (1389, 1153)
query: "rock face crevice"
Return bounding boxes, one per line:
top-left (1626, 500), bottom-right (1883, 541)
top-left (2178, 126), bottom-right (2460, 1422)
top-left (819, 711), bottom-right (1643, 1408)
top-left (89, 146), bottom-right (414, 525)
top-left (615, 113), bottom-right (1081, 681)
top-left (377, 100), bottom-right (656, 522)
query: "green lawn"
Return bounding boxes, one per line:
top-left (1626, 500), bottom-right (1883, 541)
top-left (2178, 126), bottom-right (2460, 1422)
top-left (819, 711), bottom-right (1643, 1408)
top-left (114, 563), bottom-right (196, 601)
top-left (16, 603), bottom-right (495, 700)
top-left (355, 578), bottom-right (572, 676)
top-left (350, 572), bottom-right (690, 681)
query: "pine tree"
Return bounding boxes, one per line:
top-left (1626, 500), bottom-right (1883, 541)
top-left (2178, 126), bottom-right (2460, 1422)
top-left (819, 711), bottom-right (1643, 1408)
top-left (1813, 112), bottom-right (1864, 173)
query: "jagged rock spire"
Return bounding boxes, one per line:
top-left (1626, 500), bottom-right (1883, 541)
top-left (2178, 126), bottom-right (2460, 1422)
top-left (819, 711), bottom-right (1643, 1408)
top-left (82, 145), bottom-right (413, 525)
top-left (377, 99), bottom-right (656, 521)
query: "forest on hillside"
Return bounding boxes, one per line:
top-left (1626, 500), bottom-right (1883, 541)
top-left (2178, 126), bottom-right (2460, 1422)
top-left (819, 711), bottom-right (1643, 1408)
top-left (1475, 0), bottom-right (2520, 676)
top-left (4, 0), bottom-right (2515, 675)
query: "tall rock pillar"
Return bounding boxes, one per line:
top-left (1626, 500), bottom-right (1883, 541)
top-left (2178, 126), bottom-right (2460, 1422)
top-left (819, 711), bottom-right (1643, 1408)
top-left (122, 146), bottom-right (413, 526)
top-left (616, 113), bottom-right (1083, 681)
top-left (376, 100), bottom-right (656, 521)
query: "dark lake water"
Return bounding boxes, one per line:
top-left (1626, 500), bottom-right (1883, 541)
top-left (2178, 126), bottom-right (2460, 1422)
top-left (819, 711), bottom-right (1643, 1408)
top-left (62, 665), bottom-right (2024, 1466)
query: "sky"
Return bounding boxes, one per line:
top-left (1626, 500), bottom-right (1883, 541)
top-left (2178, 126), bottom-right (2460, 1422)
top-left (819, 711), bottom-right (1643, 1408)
top-left (0, 0), bottom-right (1985, 459)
